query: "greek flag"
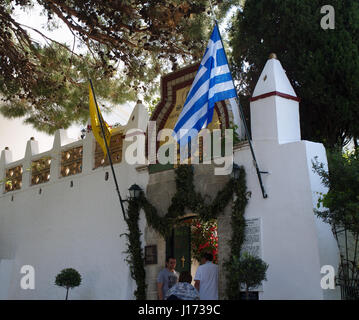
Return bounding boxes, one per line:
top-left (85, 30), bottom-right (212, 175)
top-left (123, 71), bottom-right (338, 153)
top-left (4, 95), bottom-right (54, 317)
top-left (173, 24), bottom-right (237, 146)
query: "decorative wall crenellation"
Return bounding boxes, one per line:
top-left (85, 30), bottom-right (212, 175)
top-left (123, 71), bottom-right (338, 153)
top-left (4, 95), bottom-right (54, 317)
top-left (0, 99), bottom-right (149, 195)
top-left (0, 128), bottom-right (125, 195)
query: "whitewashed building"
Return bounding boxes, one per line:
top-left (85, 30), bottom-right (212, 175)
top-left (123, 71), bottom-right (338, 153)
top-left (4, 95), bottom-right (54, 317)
top-left (0, 56), bottom-right (340, 299)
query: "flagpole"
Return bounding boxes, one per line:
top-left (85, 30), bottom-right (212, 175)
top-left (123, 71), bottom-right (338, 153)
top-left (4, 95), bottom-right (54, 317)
top-left (89, 79), bottom-right (129, 220)
top-left (214, 21), bottom-right (268, 199)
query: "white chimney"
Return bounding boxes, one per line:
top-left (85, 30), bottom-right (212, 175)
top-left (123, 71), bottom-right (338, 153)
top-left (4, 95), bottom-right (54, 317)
top-left (250, 54), bottom-right (301, 144)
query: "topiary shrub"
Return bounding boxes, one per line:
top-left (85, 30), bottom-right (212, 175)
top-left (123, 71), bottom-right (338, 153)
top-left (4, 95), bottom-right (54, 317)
top-left (233, 252), bottom-right (269, 300)
top-left (55, 268), bottom-right (82, 300)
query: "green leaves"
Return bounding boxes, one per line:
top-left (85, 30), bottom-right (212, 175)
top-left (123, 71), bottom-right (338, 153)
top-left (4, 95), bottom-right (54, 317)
top-left (122, 199), bottom-right (147, 300)
top-left (0, 1), bottom-right (230, 132)
top-left (55, 268), bottom-right (82, 300)
top-left (232, 252), bottom-right (268, 297)
top-left (314, 149), bottom-right (359, 299)
top-left (55, 268), bottom-right (82, 289)
top-left (313, 149), bottom-right (359, 234)
top-left (0, 42), bottom-right (133, 133)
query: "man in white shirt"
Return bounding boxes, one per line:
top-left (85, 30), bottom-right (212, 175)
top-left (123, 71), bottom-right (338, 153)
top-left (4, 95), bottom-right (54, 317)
top-left (194, 252), bottom-right (218, 300)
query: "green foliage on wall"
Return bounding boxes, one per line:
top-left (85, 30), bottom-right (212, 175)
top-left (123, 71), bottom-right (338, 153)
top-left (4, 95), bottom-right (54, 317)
top-left (122, 199), bottom-right (147, 300)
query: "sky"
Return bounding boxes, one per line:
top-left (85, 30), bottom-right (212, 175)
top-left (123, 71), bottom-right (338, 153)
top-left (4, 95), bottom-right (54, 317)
top-left (0, 4), bottom-right (136, 161)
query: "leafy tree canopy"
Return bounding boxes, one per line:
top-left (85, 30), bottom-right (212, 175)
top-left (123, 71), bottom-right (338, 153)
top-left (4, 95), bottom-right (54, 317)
top-left (55, 267), bottom-right (82, 289)
top-left (55, 268), bottom-right (82, 300)
top-left (313, 149), bottom-right (359, 234)
top-left (0, 0), bottom-right (239, 133)
top-left (232, 252), bottom-right (268, 299)
top-left (313, 149), bottom-right (359, 298)
top-left (229, 0), bottom-right (359, 149)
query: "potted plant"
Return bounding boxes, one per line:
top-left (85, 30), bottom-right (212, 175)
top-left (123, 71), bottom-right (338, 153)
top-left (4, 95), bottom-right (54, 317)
top-left (55, 268), bottom-right (82, 300)
top-left (234, 252), bottom-right (269, 300)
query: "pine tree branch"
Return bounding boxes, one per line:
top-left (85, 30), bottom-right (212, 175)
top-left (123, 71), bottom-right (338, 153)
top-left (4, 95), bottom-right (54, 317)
top-left (19, 23), bottom-right (82, 58)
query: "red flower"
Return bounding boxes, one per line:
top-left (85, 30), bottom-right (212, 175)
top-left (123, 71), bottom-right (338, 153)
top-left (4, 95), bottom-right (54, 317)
top-left (190, 219), bottom-right (218, 262)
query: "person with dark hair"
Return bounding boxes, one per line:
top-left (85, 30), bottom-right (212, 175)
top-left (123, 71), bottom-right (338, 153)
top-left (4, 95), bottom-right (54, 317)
top-left (165, 271), bottom-right (200, 300)
top-left (157, 256), bottom-right (179, 300)
top-left (194, 252), bottom-right (218, 300)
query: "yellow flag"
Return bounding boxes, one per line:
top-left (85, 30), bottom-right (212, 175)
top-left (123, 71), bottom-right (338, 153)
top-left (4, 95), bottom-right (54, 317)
top-left (89, 83), bottom-right (112, 157)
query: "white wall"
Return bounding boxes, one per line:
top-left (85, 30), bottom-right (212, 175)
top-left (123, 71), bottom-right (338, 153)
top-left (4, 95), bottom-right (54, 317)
top-left (232, 139), bottom-right (340, 299)
top-left (0, 103), bottom-right (149, 299)
top-left (0, 162), bottom-right (148, 299)
top-left (246, 56), bottom-right (340, 299)
top-left (0, 96), bottom-right (340, 299)
top-left (304, 141), bottom-right (341, 299)
top-left (0, 260), bottom-right (14, 299)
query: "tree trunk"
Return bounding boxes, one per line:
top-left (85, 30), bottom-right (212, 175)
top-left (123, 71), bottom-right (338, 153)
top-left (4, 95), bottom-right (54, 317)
top-left (65, 287), bottom-right (69, 300)
top-left (245, 285), bottom-right (249, 300)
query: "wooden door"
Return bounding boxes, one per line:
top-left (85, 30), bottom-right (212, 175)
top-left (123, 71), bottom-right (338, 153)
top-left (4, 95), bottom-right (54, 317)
top-left (166, 225), bottom-right (191, 273)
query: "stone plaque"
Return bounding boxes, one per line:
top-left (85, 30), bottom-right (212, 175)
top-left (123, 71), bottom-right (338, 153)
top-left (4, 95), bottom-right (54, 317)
top-left (241, 218), bottom-right (261, 258)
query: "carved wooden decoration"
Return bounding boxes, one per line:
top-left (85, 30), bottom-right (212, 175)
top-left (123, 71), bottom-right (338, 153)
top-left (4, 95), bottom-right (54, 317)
top-left (149, 64), bottom-right (229, 166)
top-left (31, 157), bottom-right (51, 185)
top-left (61, 146), bottom-right (83, 177)
top-left (94, 133), bottom-right (123, 169)
top-left (5, 165), bottom-right (23, 192)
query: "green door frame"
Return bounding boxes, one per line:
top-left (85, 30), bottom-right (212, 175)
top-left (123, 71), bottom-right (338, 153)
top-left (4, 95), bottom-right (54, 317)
top-left (165, 215), bottom-right (197, 273)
